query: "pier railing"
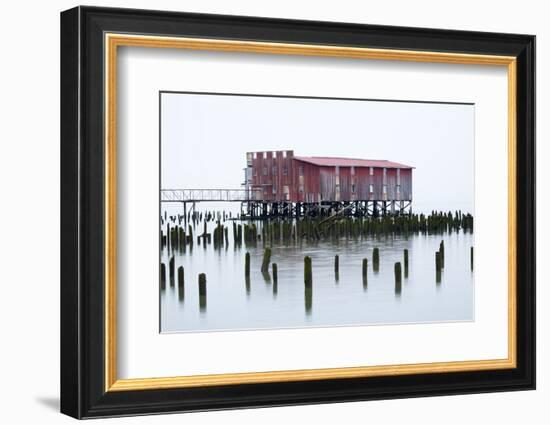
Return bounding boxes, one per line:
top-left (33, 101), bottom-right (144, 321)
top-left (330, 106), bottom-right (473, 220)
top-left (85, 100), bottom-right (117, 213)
top-left (161, 188), bottom-right (263, 202)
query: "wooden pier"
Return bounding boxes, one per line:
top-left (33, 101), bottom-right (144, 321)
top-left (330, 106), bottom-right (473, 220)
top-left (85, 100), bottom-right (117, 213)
top-left (161, 189), bottom-right (411, 219)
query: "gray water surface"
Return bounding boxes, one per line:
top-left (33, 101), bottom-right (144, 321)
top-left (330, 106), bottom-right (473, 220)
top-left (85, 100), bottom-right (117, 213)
top-left (160, 218), bottom-right (474, 333)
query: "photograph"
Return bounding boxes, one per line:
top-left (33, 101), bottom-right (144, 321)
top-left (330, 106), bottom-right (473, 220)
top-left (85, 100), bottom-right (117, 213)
top-left (159, 92), bottom-right (475, 333)
top-left (58, 5), bottom-right (535, 419)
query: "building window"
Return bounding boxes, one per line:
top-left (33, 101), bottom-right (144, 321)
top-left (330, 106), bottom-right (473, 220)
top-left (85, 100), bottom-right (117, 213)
top-left (383, 185), bottom-right (387, 194)
top-left (299, 165), bottom-right (304, 176)
top-left (262, 167), bottom-right (268, 176)
top-left (299, 185), bottom-right (304, 194)
top-left (369, 167), bottom-right (374, 176)
top-left (351, 183), bottom-right (356, 193)
top-left (397, 168), bottom-right (401, 185)
top-left (283, 185), bottom-right (289, 200)
top-left (396, 185), bottom-right (400, 195)
top-left (273, 185), bottom-right (277, 194)
top-left (383, 168), bottom-right (387, 177)
top-left (272, 166), bottom-right (277, 175)
top-left (282, 166), bottom-right (288, 176)
top-left (369, 184), bottom-right (374, 193)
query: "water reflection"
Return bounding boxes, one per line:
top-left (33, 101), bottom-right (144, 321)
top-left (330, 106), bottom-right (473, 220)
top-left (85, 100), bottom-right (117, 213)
top-left (395, 279), bottom-right (402, 297)
top-left (305, 287), bottom-right (312, 315)
top-left (245, 276), bottom-right (251, 296)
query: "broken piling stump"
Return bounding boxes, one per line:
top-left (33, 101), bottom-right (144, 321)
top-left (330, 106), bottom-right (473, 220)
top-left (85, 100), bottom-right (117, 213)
top-left (198, 273), bottom-right (207, 311)
top-left (261, 248), bottom-right (272, 273)
top-left (404, 249), bottom-right (409, 278)
top-left (373, 247), bottom-right (380, 272)
top-left (169, 256), bottom-right (175, 286)
top-left (177, 266), bottom-right (184, 301)
top-left (272, 263), bottom-right (278, 283)
top-left (362, 258), bottom-right (368, 289)
top-left (304, 256), bottom-right (312, 288)
top-left (435, 252), bottom-right (442, 283)
top-left (160, 263), bottom-right (166, 290)
top-left (245, 252), bottom-right (250, 277)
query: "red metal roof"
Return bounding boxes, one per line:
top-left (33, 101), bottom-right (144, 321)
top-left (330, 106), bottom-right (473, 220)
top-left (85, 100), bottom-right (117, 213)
top-left (293, 156), bottom-right (414, 169)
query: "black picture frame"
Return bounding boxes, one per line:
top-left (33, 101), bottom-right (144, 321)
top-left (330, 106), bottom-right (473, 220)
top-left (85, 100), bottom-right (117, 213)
top-left (61, 5), bottom-right (535, 419)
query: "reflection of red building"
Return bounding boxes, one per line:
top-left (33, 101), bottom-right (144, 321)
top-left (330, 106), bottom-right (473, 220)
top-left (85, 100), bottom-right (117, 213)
top-left (245, 150), bottom-right (413, 206)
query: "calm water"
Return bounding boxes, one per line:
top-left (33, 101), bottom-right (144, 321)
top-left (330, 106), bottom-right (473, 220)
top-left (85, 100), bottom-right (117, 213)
top-left (160, 212), bottom-right (474, 333)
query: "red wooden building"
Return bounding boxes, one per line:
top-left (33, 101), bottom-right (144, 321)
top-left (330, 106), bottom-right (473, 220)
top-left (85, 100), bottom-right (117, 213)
top-left (244, 150), bottom-right (414, 217)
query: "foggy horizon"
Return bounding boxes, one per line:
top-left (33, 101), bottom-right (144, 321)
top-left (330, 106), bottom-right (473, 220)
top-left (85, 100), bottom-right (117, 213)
top-left (161, 92), bottom-right (475, 214)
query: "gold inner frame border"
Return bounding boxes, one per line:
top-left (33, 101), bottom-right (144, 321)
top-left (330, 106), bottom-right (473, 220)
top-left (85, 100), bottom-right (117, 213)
top-left (104, 33), bottom-right (517, 392)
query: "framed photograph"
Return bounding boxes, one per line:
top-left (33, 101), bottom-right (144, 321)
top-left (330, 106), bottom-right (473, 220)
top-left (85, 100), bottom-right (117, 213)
top-left (60, 6), bottom-right (535, 419)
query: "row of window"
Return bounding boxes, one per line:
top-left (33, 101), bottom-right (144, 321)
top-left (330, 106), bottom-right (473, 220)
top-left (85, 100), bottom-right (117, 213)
top-left (266, 184), bottom-right (402, 195)
top-left (256, 166), bottom-right (402, 183)
top-left (353, 184), bottom-right (400, 194)
top-left (253, 151), bottom-right (291, 159)
top-left (259, 166), bottom-right (289, 176)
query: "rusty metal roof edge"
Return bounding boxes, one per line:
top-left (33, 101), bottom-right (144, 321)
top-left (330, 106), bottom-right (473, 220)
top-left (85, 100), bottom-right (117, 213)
top-left (293, 156), bottom-right (415, 169)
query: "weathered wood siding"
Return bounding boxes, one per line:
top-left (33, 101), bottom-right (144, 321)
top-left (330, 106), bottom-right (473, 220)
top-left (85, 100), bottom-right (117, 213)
top-left (250, 150), bottom-right (294, 201)
top-left (248, 152), bottom-right (412, 202)
top-left (293, 160), bottom-right (320, 203)
top-left (399, 168), bottom-right (413, 201)
top-left (316, 165), bottom-right (412, 202)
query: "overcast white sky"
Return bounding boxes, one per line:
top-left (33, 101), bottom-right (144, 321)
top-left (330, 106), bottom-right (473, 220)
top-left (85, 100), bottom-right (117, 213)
top-left (161, 92), bottom-right (474, 214)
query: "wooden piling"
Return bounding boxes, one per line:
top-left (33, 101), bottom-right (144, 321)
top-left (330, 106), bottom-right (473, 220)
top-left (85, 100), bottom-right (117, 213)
top-left (272, 263), bottom-right (278, 284)
top-left (362, 258), bottom-right (368, 289)
top-left (198, 274), bottom-right (206, 294)
top-left (404, 249), bottom-right (409, 278)
top-left (471, 246), bottom-right (474, 270)
top-left (394, 262), bottom-right (402, 283)
top-left (160, 263), bottom-right (166, 290)
top-left (261, 248), bottom-right (272, 273)
top-left (435, 252), bottom-right (442, 283)
top-left (439, 240), bottom-right (445, 268)
top-left (180, 228), bottom-right (186, 251)
top-left (304, 256), bottom-right (312, 288)
top-left (198, 273), bottom-right (207, 310)
top-left (373, 247), bottom-right (380, 272)
top-left (169, 256), bottom-right (175, 286)
top-left (245, 252), bottom-right (250, 277)
top-left (177, 266), bottom-right (184, 301)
